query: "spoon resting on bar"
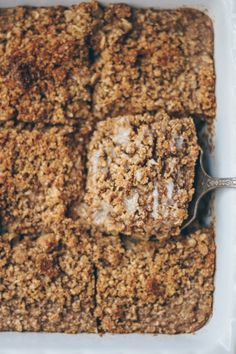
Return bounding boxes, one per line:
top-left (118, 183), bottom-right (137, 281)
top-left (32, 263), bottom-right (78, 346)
top-left (181, 148), bottom-right (236, 230)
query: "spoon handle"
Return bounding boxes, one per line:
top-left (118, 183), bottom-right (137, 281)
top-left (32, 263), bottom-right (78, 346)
top-left (204, 176), bottom-right (236, 192)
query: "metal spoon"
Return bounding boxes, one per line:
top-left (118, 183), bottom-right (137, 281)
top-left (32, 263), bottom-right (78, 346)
top-left (181, 148), bottom-right (236, 230)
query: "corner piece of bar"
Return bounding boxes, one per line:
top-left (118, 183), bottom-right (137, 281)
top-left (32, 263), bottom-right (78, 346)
top-left (0, 2), bottom-right (102, 127)
top-left (95, 227), bottom-right (215, 333)
top-left (92, 5), bottom-right (215, 120)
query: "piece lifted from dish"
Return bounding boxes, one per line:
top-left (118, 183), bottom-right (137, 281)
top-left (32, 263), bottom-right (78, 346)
top-left (85, 111), bottom-right (199, 241)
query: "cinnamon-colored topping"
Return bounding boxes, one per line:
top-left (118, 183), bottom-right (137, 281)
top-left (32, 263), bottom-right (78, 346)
top-left (85, 111), bottom-right (199, 240)
top-left (95, 228), bottom-right (215, 333)
top-left (0, 2), bottom-right (216, 334)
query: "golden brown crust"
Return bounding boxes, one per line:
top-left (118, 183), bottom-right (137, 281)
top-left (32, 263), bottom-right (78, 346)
top-left (0, 126), bottom-right (84, 234)
top-left (0, 220), bottom-right (96, 333)
top-left (95, 228), bottom-right (215, 333)
top-left (85, 112), bottom-right (199, 240)
top-left (0, 2), bottom-right (102, 126)
top-left (0, 2), bottom-right (216, 335)
top-left (0, 4), bottom-right (216, 125)
top-left (92, 5), bottom-right (216, 120)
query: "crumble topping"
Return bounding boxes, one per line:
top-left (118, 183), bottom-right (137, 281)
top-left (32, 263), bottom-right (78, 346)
top-left (0, 220), bottom-right (96, 333)
top-left (85, 111), bottom-right (199, 240)
top-left (0, 2), bottom-right (102, 127)
top-left (0, 126), bottom-right (84, 234)
top-left (95, 228), bottom-right (215, 333)
top-left (92, 5), bottom-right (216, 120)
top-left (0, 2), bottom-right (216, 335)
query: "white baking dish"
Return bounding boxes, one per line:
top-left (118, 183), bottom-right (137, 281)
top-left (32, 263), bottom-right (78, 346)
top-left (0, 0), bottom-right (236, 353)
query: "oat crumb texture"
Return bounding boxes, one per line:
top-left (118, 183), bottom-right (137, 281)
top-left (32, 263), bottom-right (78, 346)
top-left (0, 1), bottom-right (216, 334)
top-left (95, 228), bottom-right (215, 333)
top-left (85, 112), bottom-right (199, 240)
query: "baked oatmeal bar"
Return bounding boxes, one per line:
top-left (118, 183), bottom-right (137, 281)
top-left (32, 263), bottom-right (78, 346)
top-left (0, 1), bottom-right (216, 336)
top-left (85, 111), bottom-right (199, 240)
top-left (0, 220), bottom-right (96, 333)
top-left (0, 126), bottom-right (84, 234)
top-left (93, 4), bottom-right (215, 120)
top-left (95, 227), bottom-right (215, 333)
top-left (0, 2), bottom-right (102, 127)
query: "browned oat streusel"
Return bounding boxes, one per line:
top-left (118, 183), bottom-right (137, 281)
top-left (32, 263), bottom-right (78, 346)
top-left (0, 125), bottom-right (84, 234)
top-left (0, 1), bottom-right (216, 335)
top-left (0, 220), bottom-right (96, 333)
top-left (95, 227), bottom-right (215, 333)
top-left (92, 4), bottom-right (215, 120)
top-left (85, 111), bottom-right (199, 240)
top-left (0, 2), bottom-right (102, 127)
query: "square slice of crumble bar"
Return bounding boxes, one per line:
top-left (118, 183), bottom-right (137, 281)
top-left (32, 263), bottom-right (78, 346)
top-left (85, 111), bottom-right (199, 241)
top-left (95, 227), bottom-right (215, 333)
top-left (0, 220), bottom-right (96, 333)
top-left (92, 4), bottom-right (215, 120)
top-left (0, 126), bottom-right (84, 234)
